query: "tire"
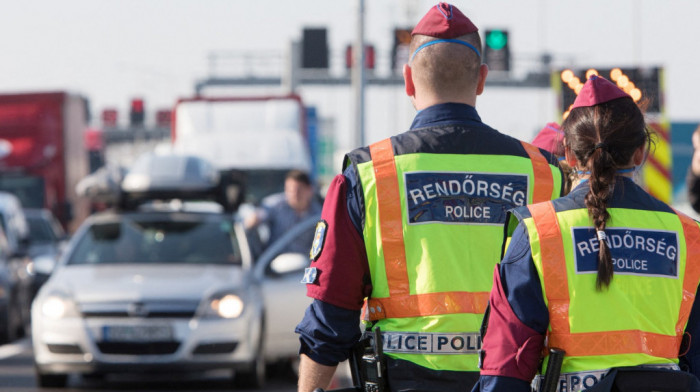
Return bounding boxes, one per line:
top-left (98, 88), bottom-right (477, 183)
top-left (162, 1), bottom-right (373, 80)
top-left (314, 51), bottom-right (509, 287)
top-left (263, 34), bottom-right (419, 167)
top-left (265, 358), bottom-right (298, 381)
top-left (290, 356), bottom-right (300, 378)
top-left (13, 299), bottom-right (26, 340)
top-left (0, 312), bottom-right (10, 345)
top-left (0, 298), bottom-right (20, 344)
top-left (37, 372), bottom-right (68, 388)
top-left (233, 325), bottom-right (266, 389)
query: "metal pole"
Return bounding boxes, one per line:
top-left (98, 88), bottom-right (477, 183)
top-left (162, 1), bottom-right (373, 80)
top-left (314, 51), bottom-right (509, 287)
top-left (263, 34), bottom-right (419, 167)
top-left (283, 40), bottom-right (300, 94)
top-left (352, 0), bottom-right (366, 148)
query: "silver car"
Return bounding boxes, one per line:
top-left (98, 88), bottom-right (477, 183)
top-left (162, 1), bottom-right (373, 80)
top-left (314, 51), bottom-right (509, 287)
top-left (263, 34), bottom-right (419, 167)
top-left (31, 204), bottom-right (315, 388)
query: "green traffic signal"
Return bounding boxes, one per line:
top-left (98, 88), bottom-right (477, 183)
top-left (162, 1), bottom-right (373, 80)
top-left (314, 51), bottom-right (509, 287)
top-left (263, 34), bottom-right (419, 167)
top-left (486, 30), bottom-right (508, 51)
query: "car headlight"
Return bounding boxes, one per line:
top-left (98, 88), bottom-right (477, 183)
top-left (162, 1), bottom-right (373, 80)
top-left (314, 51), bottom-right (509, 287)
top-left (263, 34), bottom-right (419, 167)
top-left (203, 293), bottom-right (245, 319)
top-left (40, 292), bottom-right (79, 320)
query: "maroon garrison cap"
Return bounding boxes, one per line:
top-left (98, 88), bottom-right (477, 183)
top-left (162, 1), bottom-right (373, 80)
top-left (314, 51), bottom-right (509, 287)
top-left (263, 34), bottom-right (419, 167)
top-left (531, 122), bottom-right (565, 157)
top-left (571, 75), bottom-right (632, 109)
top-left (409, 3), bottom-right (481, 62)
top-left (412, 2), bottom-right (478, 38)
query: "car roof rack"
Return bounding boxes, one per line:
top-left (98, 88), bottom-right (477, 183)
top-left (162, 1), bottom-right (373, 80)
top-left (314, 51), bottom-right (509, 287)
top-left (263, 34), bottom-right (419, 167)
top-left (77, 153), bottom-right (245, 213)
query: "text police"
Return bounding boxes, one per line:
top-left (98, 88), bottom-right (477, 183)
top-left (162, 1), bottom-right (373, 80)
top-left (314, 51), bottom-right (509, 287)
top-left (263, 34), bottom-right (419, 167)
top-left (405, 171), bottom-right (528, 225)
top-left (573, 227), bottom-right (679, 278)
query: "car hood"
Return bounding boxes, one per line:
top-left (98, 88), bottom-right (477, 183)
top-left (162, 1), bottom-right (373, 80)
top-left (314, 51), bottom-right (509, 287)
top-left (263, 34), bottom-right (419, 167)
top-left (47, 264), bottom-right (248, 303)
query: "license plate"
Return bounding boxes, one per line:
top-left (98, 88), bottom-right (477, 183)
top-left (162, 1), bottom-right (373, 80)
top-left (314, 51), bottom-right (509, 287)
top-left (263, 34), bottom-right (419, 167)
top-left (102, 325), bottom-right (173, 342)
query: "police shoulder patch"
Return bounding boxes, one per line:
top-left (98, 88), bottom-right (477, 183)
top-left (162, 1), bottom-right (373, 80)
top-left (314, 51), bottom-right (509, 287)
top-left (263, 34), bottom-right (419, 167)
top-left (301, 267), bottom-right (318, 284)
top-left (309, 220), bottom-right (328, 261)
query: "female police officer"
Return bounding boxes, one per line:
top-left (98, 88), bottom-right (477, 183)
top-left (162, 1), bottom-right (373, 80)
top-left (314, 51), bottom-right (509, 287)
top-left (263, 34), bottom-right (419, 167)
top-left (474, 75), bottom-right (700, 392)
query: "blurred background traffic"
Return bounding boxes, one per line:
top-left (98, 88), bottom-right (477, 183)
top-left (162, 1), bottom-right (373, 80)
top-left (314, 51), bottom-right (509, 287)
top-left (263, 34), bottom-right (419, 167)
top-left (0, 0), bottom-right (697, 390)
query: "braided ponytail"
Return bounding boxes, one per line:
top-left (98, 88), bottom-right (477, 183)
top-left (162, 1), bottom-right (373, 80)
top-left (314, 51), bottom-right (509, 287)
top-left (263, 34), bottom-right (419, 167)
top-left (584, 146), bottom-right (616, 289)
top-left (563, 98), bottom-right (650, 291)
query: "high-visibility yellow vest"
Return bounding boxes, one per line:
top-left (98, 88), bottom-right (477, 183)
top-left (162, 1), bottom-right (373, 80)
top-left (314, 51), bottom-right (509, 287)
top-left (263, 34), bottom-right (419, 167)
top-left (520, 201), bottom-right (700, 375)
top-left (347, 133), bottom-right (562, 372)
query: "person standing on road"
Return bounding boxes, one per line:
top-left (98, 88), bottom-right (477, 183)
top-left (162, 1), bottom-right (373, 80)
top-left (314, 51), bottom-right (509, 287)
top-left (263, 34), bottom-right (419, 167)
top-left (295, 3), bottom-right (564, 391)
top-left (474, 75), bottom-right (700, 391)
top-left (531, 122), bottom-right (575, 194)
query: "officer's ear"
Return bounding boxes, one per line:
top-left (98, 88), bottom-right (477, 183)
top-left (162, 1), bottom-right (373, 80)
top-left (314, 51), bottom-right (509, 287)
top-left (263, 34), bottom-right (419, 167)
top-left (564, 144), bottom-right (578, 168)
top-left (476, 63), bottom-right (489, 96)
top-left (633, 144), bottom-right (645, 166)
top-left (403, 64), bottom-right (415, 97)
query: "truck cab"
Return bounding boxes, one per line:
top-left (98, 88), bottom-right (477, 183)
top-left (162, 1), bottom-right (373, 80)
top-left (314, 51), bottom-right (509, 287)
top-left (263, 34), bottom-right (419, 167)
top-left (170, 95), bottom-right (312, 205)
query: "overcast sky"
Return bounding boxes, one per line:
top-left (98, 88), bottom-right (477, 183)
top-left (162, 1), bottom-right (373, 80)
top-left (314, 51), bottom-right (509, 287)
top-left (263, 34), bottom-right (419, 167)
top-left (1, 0), bottom-right (698, 125)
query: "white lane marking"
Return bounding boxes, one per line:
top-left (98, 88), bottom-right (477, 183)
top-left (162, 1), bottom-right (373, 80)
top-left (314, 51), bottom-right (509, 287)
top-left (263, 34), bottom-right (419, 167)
top-left (0, 337), bottom-right (30, 360)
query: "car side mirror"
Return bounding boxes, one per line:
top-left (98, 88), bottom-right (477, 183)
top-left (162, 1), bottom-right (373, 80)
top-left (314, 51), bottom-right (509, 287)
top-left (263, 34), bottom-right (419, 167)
top-left (269, 253), bottom-right (309, 276)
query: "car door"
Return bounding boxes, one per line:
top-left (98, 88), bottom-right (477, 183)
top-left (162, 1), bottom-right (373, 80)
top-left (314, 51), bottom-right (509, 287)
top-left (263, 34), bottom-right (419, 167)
top-left (254, 214), bottom-right (318, 362)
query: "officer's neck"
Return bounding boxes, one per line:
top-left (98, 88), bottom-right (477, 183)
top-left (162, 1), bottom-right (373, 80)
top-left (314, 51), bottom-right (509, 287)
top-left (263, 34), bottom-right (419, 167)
top-left (572, 167), bottom-right (636, 188)
top-left (413, 92), bottom-right (476, 111)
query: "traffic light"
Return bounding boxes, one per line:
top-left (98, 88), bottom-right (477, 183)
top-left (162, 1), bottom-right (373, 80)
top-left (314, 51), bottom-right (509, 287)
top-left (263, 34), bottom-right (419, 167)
top-left (345, 44), bottom-right (376, 70)
top-left (129, 98), bottom-right (145, 127)
top-left (101, 108), bottom-right (118, 128)
top-left (301, 28), bottom-right (329, 69)
top-left (392, 27), bottom-right (412, 73)
top-left (483, 29), bottom-right (510, 72)
top-left (155, 109), bottom-right (172, 128)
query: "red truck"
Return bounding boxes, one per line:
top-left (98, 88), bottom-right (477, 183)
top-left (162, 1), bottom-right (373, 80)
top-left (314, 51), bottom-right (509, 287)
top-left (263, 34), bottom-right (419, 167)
top-left (0, 91), bottom-right (91, 232)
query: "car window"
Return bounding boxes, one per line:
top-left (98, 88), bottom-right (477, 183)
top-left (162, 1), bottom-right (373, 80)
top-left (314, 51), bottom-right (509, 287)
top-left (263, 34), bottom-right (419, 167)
top-left (67, 218), bottom-right (242, 265)
top-left (27, 216), bottom-right (56, 243)
top-left (48, 214), bottom-right (65, 239)
top-left (276, 221), bottom-right (316, 256)
top-left (261, 219), bottom-right (317, 276)
top-left (0, 212), bottom-right (6, 235)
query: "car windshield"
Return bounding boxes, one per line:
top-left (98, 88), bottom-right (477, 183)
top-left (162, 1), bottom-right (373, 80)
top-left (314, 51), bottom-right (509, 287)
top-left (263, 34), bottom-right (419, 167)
top-left (27, 216), bottom-right (57, 244)
top-left (67, 216), bottom-right (242, 265)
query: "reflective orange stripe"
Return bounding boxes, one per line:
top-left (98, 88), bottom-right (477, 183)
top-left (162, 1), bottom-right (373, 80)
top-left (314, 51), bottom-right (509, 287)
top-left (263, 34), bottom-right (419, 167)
top-left (528, 202), bottom-right (570, 335)
top-left (364, 291), bottom-right (490, 321)
top-left (521, 141), bottom-right (554, 203)
top-left (673, 209), bottom-right (700, 336)
top-left (370, 138), bottom-right (409, 297)
top-left (529, 203), bottom-right (700, 358)
top-left (549, 330), bottom-right (681, 358)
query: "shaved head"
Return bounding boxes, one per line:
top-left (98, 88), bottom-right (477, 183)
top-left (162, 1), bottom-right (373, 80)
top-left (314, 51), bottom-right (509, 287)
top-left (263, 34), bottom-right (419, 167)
top-left (409, 32), bottom-right (483, 99)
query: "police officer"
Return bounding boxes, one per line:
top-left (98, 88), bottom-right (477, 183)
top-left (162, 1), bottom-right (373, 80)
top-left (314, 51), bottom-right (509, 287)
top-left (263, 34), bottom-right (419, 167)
top-left (531, 122), bottom-right (575, 194)
top-left (474, 75), bottom-right (700, 391)
top-left (686, 125), bottom-right (700, 214)
top-left (295, 3), bottom-right (564, 392)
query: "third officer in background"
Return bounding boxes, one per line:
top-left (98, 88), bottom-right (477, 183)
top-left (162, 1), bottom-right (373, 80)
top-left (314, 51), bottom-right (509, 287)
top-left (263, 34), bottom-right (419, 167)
top-left (686, 125), bottom-right (700, 214)
top-left (295, 3), bottom-right (564, 392)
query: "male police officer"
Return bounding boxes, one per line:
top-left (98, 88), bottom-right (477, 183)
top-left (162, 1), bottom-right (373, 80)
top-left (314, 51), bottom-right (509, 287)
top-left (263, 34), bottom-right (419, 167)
top-left (295, 3), bottom-right (564, 391)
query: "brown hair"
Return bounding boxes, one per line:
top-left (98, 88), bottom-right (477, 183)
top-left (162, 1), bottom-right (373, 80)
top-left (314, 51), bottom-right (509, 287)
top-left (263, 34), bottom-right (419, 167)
top-left (562, 97), bottom-right (652, 290)
top-left (286, 169), bottom-right (312, 187)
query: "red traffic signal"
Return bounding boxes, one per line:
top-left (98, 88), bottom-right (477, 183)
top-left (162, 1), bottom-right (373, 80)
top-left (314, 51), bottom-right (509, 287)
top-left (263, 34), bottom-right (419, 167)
top-left (101, 108), bottom-right (118, 128)
top-left (345, 44), bottom-right (375, 70)
top-left (130, 98), bottom-right (145, 126)
top-left (155, 109), bottom-right (172, 128)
